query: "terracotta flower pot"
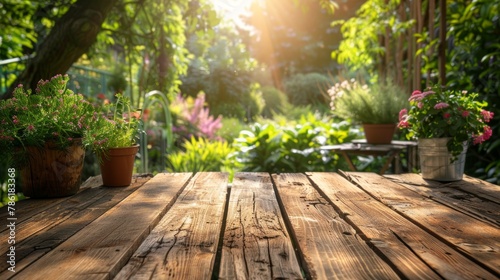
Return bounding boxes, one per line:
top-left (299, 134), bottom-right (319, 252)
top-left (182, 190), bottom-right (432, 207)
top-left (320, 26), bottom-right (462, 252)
top-left (363, 123), bottom-right (397, 144)
top-left (21, 138), bottom-right (84, 198)
top-left (100, 145), bottom-right (139, 187)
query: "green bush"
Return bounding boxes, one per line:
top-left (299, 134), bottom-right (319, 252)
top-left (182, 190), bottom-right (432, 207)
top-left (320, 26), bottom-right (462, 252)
top-left (232, 113), bottom-right (359, 173)
top-left (284, 73), bottom-right (332, 106)
top-left (166, 137), bottom-right (239, 178)
top-left (216, 117), bottom-right (250, 143)
top-left (260, 86), bottom-right (289, 118)
top-left (212, 102), bottom-right (246, 120)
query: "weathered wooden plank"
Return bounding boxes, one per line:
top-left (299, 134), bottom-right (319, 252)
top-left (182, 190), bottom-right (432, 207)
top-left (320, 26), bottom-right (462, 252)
top-left (219, 172), bottom-right (303, 279)
top-left (385, 173), bottom-right (500, 202)
top-left (273, 173), bottom-right (400, 279)
top-left (307, 172), bottom-right (441, 280)
top-left (11, 172), bottom-right (192, 280)
top-left (0, 174), bottom-right (104, 230)
top-left (342, 172), bottom-right (499, 278)
top-left (385, 173), bottom-right (500, 227)
top-left (0, 176), bottom-right (151, 278)
top-left (116, 172), bottom-right (228, 279)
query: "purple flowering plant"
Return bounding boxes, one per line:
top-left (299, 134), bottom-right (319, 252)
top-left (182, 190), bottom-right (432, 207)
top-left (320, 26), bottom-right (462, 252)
top-left (398, 85), bottom-right (494, 160)
top-left (0, 74), bottom-right (96, 162)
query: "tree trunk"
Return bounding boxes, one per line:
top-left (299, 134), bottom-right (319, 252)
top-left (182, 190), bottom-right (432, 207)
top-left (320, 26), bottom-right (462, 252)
top-left (3, 0), bottom-right (119, 99)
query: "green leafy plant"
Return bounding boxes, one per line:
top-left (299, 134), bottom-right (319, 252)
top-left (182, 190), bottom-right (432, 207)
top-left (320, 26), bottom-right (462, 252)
top-left (232, 114), bottom-right (359, 173)
top-left (328, 79), bottom-right (408, 124)
top-left (0, 74), bottom-right (96, 164)
top-left (398, 85), bottom-right (494, 160)
top-left (260, 86), bottom-right (289, 118)
top-left (166, 137), bottom-right (238, 177)
top-left (83, 93), bottom-right (142, 160)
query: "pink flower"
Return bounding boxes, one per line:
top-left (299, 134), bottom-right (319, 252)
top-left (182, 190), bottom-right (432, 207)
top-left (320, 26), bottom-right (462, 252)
top-left (434, 102), bottom-right (449, 109)
top-left (481, 110), bottom-right (494, 122)
top-left (417, 102), bottom-right (424, 109)
top-left (443, 113), bottom-right (451, 119)
top-left (461, 110), bottom-right (470, 117)
top-left (27, 124), bottom-right (35, 132)
top-left (473, 126), bottom-right (493, 145)
top-left (398, 121), bottom-right (410, 128)
top-left (398, 109), bottom-right (407, 121)
top-left (408, 90), bottom-right (423, 101)
top-left (422, 90), bottom-right (435, 97)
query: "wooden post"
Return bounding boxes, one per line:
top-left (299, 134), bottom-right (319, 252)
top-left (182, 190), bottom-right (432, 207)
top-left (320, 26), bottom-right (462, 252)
top-left (438, 0), bottom-right (447, 85)
top-left (427, 0), bottom-right (436, 87)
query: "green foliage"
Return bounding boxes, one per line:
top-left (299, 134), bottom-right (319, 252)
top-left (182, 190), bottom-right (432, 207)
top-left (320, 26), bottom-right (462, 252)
top-left (399, 86), bottom-right (494, 161)
top-left (232, 113), bottom-right (359, 173)
top-left (211, 102), bottom-right (247, 120)
top-left (260, 86), bottom-right (289, 118)
top-left (180, 25), bottom-right (259, 120)
top-left (83, 94), bottom-right (142, 161)
top-left (166, 137), bottom-right (237, 176)
top-left (416, 0), bottom-right (500, 183)
top-left (0, 0), bottom-right (39, 59)
top-left (244, 0), bottom-right (363, 80)
top-left (331, 0), bottom-right (414, 77)
top-left (216, 117), bottom-right (251, 143)
top-left (284, 73), bottom-right (332, 106)
top-left (329, 79), bottom-right (408, 124)
top-left (0, 74), bottom-right (96, 157)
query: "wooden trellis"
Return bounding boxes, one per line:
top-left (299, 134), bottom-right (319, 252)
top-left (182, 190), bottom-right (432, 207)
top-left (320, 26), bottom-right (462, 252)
top-left (378, 0), bottom-right (447, 93)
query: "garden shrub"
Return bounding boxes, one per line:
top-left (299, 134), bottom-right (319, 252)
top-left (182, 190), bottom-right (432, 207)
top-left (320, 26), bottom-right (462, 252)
top-left (231, 113), bottom-right (359, 173)
top-left (283, 73), bottom-right (332, 106)
top-left (166, 137), bottom-right (239, 178)
top-left (216, 117), bottom-right (250, 143)
top-left (212, 102), bottom-right (247, 120)
top-left (260, 86), bottom-right (289, 118)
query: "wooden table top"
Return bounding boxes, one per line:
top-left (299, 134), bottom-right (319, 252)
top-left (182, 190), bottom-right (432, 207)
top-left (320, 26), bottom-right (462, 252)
top-left (1, 172), bottom-right (498, 279)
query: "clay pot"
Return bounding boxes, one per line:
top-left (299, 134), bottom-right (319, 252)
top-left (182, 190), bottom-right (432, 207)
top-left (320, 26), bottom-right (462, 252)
top-left (362, 123), bottom-right (396, 144)
top-left (100, 145), bottom-right (139, 187)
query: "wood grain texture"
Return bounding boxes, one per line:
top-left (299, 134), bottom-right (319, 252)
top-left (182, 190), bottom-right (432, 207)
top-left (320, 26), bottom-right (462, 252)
top-left (307, 172), bottom-right (441, 279)
top-left (12, 172), bottom-right (192, 280)
top-left (116, 172), bottom-right (228, 279)
top-left (342, 172), bottom-right (499, 278)
top-left (219, 172), bottom-right (303, 279)
top-left (273, 173), bottom-right (400, 279)
top-left (385, 173), bottom-right (500, 227)
top-left (0, 176), bottom-right (151, 278)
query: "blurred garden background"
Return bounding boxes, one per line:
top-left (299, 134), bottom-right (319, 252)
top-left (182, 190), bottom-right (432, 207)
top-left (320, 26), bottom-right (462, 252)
top-left (1, 0), bottom-right (499, 203)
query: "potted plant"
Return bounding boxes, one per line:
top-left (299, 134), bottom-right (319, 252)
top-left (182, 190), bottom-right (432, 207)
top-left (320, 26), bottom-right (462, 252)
top-left (84, 93), bottom-right (142, 187)
top-left (0, 74), bottom-right (96, 198)
top-left (328, 79), bottom-right (408, 144)
top-left (398, 85), bottom-right (494, 181)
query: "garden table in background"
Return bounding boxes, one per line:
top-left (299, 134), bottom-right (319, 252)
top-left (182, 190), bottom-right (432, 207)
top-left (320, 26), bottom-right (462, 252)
top-left (321, 139), bottom-right (418, 174)
top-left (1, 171), bottom-right (498, 279)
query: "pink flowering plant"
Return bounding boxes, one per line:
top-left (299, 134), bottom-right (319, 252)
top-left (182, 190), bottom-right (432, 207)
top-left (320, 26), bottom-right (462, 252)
top-left (0, 74), bottom-right (96, 164)
top-left (83, 93), bottom-right (142, 160)
top-left (398, 85), bottom-right (494, 160)
top-left (170, 93), bottom-right (222, 140)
